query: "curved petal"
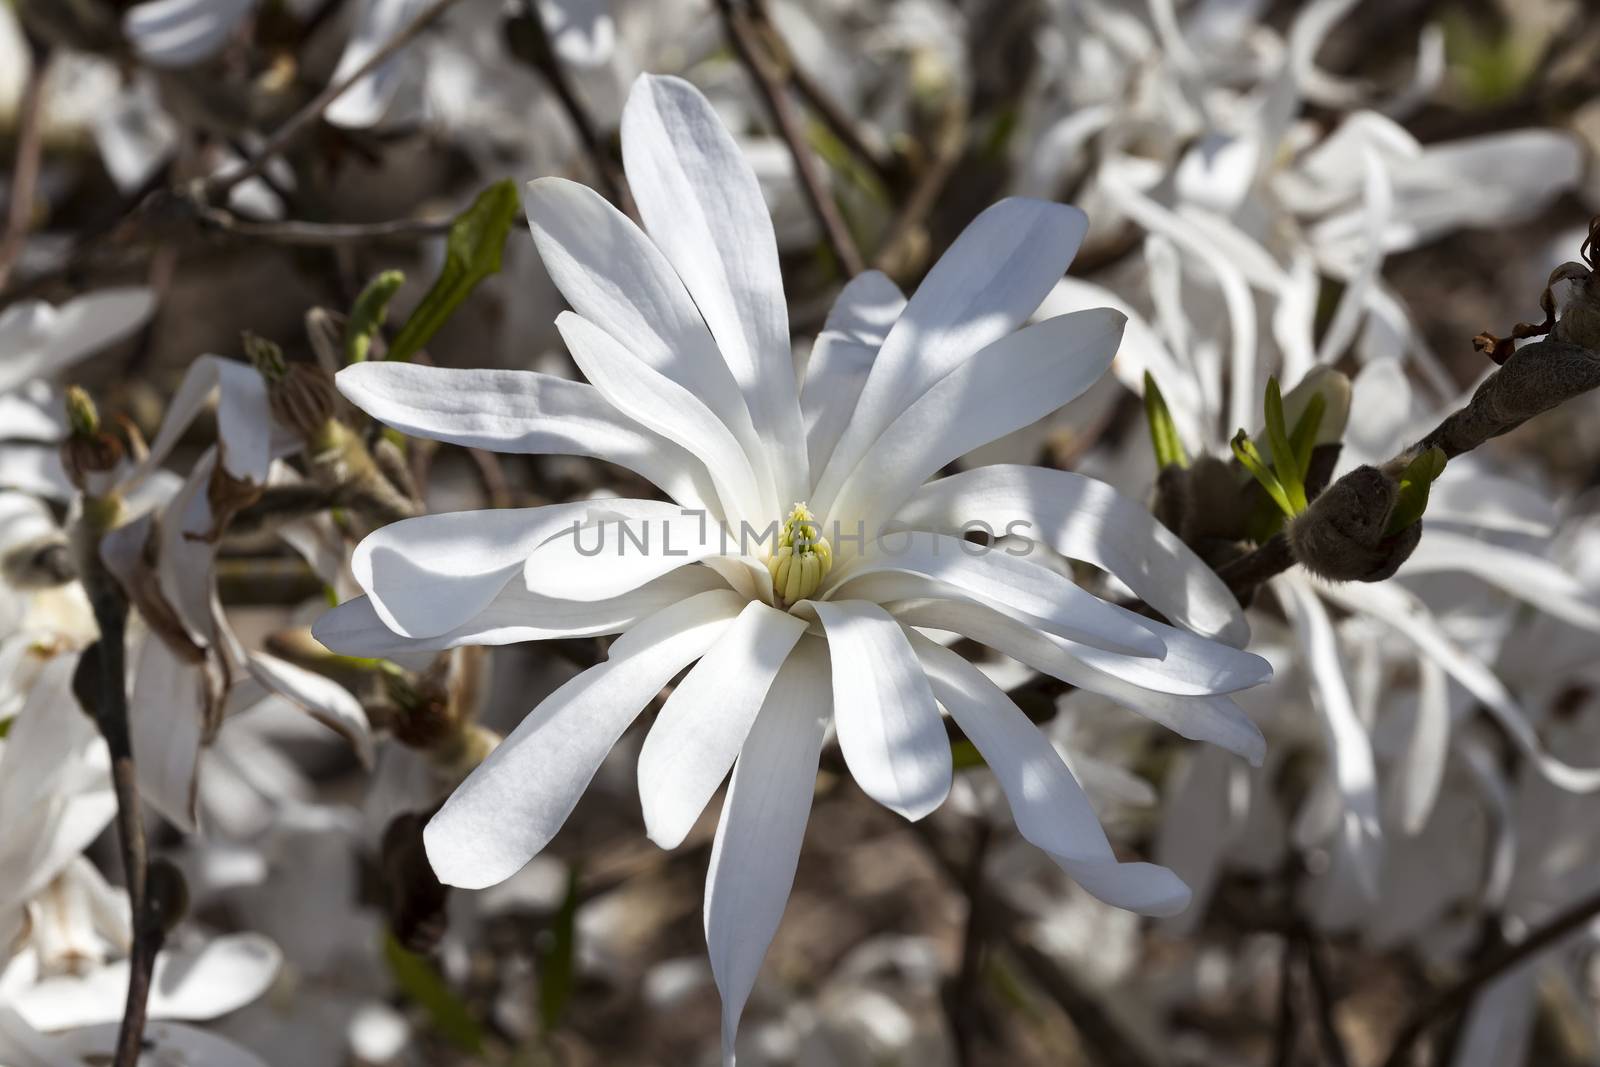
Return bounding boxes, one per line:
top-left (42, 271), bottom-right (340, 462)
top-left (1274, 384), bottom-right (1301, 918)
top-left (895, 465), bottom-right (1248, 646)
top-left (325, 0), bottom-right (429, 130)
top-left (557, 311), bottom-right (765, 523)
top-left (335, 359), bottom-right (719, 512)
top-left (425, 589), bottom-right (746, 889)
top-left (0, 290), bottom-right (155, 394)
top-left (637, 602), bottom-right (808, 847)
top-left (314, 567), bottom-right (725, 657)
top-left (13, 933), bottom-right (281, 1031)
top-left (801, 270), bottom-right (905, 477)
top-left (523, 510), bottom-right (751, 603)
top-left (123, 0), bottom-right (257, 67)
top-left (244, 652), bottom-right (373, 767)
top-left (820, 309), bottom-right (1126, 531)
top-left (813, 199), bottom-right (1089, 513)
top-left (825, 531), bottom-right (1165, 659)
top-left (1400, 529), bottom-right (1600, 632)
top-left (31, 1020), bottom-right (273, 1067)
top-left (122, 354), bottom-right (280, 494)
top-left (523, 177), bottom-right (773, 510)
top-left (887, 596), bottom-right (1265, 764)
top-left (705, 639), bottom-right (829, 1063)
top-left (1276, 576), bottom-right (1381, 899)
top-left (352, 499), bottom-right (680, 637)
top-left (912, 635), bottom-right (1192, 915)
top-left (1389, 651), bottom-right (1450, 835)
top-left (621, 73), bottom-right (806, 505)
top-left (808, 600), bottom-right (949, 821)
top-left (129, 635), bottom-right (212, 834)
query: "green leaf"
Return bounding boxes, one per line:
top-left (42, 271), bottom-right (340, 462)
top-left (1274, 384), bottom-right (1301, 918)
top-left (1288, 391), bottom-right (1327, 483)
top-left (345, 270), bottom-right (406, 363)
top-left (538, 866), bottom-right (582, 1033)
top-left (383, 933), bottom-right (485, 1054)
top-left (1143, 372), bottom-right (1190, 470)
top-left (1386, 446), bottom-right (1447, 535)
top-left (1232, 429), bottom-right (1295, 519)
top-left (1262, 377), bottom-right (1306, 514)
top-left (388, 180), bottom-right (521, 363)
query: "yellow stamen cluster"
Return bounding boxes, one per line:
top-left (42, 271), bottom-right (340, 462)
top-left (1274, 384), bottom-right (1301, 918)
top-left (767, 502), bottom-right (832, 606)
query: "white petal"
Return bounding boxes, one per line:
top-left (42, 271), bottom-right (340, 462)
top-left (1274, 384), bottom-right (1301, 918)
top-left (637, 602), bottom-right (808, 847)
top-left (14, 933), bottom-right (281, 1031)
top-left (0, 290), bottom-right (155, 394)
top-left (245, 652), bottom-right (373, 766)
top-left (425, 589), bottom-right (745, 888)
top-left (314, 567), bottom-right (725, 657)
top-left (705, 639), bottom-right (829, 1060)
top-left (336, 360), bottom-right (720, 512)
top-left (621, 74), bottom-right (806, 505)
top-left (813, 199), bottom-right (1089, 512)
top-left (39, 1020), bottom-right (273, 1067)
top-left (128, 635), bottom-right (211, 833)
top-left (1322, 579), bottom-right (1600, 793)
top-left (1400, 530), bottom-right (1600, 632)
top-left (808, 600), bottom-right (949, 821)
top-left (825, 531), bottom-right (1165, 659)
top-left (912, 634), bottom-right (1192, 915)
top-left (1389, 652), bottom-right (1450, 835)
top-left (523, 509), bottom-right (736, 603)
top-left (886, 596), bottom-right (1265, 764)
top-left (123, 0), bottom-right (257, 66)
top-left (523, 176), bottom-right (773, 510)
top-left (1275, 576), bottom-right (1381, 898)
top-left (822, 309), bottom-right (1126, 531)
top-left (351, 499), bottom-right (680, 637)
top-left (325, 0), bottom-right (429, 129)
top-left (557, 312), bottom-right (765, 523)
top-left (801, 271), bottom-right (905, 478)
top-left (122, 354), bottom-right (278, 494)
top-left (895, 465), bottom-right (1248, 646)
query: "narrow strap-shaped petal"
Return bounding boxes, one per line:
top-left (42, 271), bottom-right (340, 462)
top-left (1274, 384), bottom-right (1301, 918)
top-left (1400, 529), bottom-right (1600, 632)
top-left (621, 74), bottom-right (807, 505)
top-left (352, 499), bottom-right (681, 637)
top-left (1275, 576), bottom-right (1381, 899)
top-left (325, 0), bottom-right (428, 129)
top-left (523, 510), bottom-right (741, 603)
top-left (425, 589), bottom-right (746, 889)
top-left (637, 602), bottom-right (808, 847)
top-left (801, 272), bottom-right (905, 478)
top-left (122, 354), bottom-right (280, 494)
top-left (0, 289), bottom-right (155, 394)
top-left (1389, 651), bottom-right (1450, 835)
top-left (244, 652), bottom-right (373, 767)
top-left (886, 596), bottom-right (1264, 765)
top-left (807, 600), bottom-right (949, 821)
top-left (314, 567), bottom-right (725, 658)
top-left (524, 177), bottom-right (775, 512)
top-left (819, 309), bottom-right (1126, 532)
top-left (558, 311), bottom-right (766, 524)
top-left (895, 465), bottom-right (1249, 646)
top-left (812, 199), bottom-right (1088, 515)
top-left (912, 634), bottom-right (1192, 916)
top-left (824, 531), bottom-right (1165, 659)
top-left (336, 361), bottom-right (720, 512)
top-left (128, 636), bottom-right (212, 834)
top-left (705, 639), bottom-right (829, 1065)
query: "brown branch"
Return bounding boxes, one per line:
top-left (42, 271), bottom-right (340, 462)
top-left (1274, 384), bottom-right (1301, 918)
top-left (507, 0), bottom-right (636, 221)
top-left (948, 822), bottom-right (992, 1066)
top-left (1214, 533), bottom-right (1295, 605)
top-left (1380, 886), bottom-right (1600, 1067)
top-left (0, 43), bottom-right (53, 291)
top-left (195, 204), bottom-right (453, 246)
top-left (714, 0), bottom-right (865, 277)
top-left (203, 0), bottom-right (470, 201)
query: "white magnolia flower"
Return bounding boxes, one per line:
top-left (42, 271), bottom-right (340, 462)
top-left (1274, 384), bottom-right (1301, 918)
top-left (320, 72), bottom-right (1271, 1057)
top-left (0, 290), bottom-right (156, 500)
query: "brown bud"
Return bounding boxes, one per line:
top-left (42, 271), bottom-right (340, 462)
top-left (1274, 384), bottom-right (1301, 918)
top-left (1288, 465), bottom-right (1421, 582)
top-left (268, 362), bottom-right (341, 444)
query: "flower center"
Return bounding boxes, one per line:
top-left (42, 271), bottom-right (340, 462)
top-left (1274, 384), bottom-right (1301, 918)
top-left (767, 502), bottom-right (832, 606)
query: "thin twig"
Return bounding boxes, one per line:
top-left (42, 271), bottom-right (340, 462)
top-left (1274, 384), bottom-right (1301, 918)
top-left (1273, 933), bottom-right (1298, 1067)
top-left (714, 0), bottom-right (865, 277)
top-left (1214, 533), bottom-right (1295, 605)
top-left (948, 822), bottom-right (992, 1066)
top-left (746, 0), bottom-right (898, 191)
top-left (203, 0), bottom-right (470, 200)
top-left (196, 204), bottom-right (453, 246)
top-left (1381, 886), bottom-right (1600, 1067)
top-left (512, 0), bottom-right (635, 221)
top-left (0, 43), bottom-right (53, 291)
top-left (1298, 922), bottom-right (1351, 1067)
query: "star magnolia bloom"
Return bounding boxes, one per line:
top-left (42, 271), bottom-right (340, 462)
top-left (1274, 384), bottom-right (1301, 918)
top-left (319, 72), bottom-right (1272, 1058)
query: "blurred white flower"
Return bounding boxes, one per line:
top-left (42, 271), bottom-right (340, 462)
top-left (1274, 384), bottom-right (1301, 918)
top-left (320, 70), bottom-right (1272, 1060)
